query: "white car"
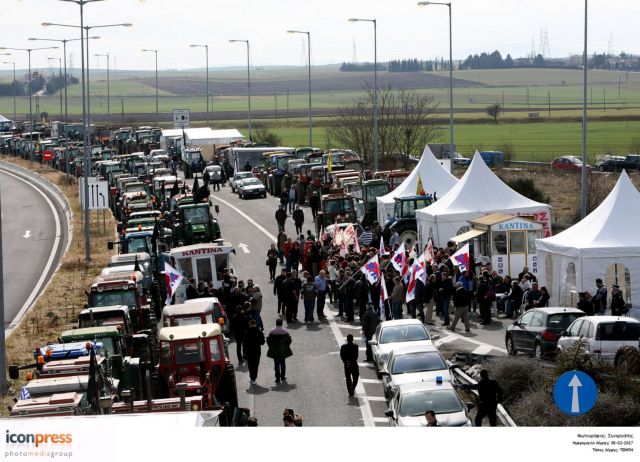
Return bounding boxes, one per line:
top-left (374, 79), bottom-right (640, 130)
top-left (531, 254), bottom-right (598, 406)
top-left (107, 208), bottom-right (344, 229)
top-left (230, 172), bottom-right (253, 192)
top-left (380, 344), bottom-right (451, 400)
top-left (556, 316), bottom-right (640, 367)
top-left (237, 177), bottom-right (267, 199)
top-left (370, 319), bottom-right (435, 378)
top-left (385, 381), bottom-right (474, 427)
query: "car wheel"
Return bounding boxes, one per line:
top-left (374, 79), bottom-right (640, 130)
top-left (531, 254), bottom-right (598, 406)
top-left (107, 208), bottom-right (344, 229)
top-left (506, 336), bottom-right (516, 356)
top-left (597, 165), bottom-right (604, 172)
top-left (533, 342), bottom-right (543, 360)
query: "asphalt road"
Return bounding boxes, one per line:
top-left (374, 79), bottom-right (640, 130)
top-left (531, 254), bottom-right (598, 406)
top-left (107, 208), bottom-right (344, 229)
top-left (199, 180), bottom-right (510, 427)
top-left (0, 165), bottom-right (68, 331)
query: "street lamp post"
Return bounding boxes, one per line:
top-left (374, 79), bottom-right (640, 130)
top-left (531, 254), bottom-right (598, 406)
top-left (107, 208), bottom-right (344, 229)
top-left (581, 0), bottom-right (588, 219)
top-left (418, 2), bottom-right (454, 173)
top-left (229, 39), bottom-right (252, 141)
top-left (349, 18), bottom-right (378, 171)
top-left (0, 46), bottom-right (59, 163)
top-left (141, 49), bottom-right (158, 125)
top-left (1, 59), bottom-right (16, 122)
top-left (287, 30), bottom-right (312, 146)
top-left (48, 57), bottom-right (63, 120)
top-left (95, 53), bottom-right (110, 122)
top-left (190, 44), bottom-right (209, 125)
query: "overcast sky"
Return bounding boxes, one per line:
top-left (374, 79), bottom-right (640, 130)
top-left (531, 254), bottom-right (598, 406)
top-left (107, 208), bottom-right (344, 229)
top-left (2, 0), bottom-right (639, 71)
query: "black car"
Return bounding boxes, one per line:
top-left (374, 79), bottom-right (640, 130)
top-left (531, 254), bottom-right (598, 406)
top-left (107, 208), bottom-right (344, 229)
top-left (505, 307), bottom-right (586, 359)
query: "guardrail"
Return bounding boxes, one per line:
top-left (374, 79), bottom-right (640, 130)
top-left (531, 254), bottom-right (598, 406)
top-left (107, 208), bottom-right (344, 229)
top-left (447, 362), bottom-right (517, 427)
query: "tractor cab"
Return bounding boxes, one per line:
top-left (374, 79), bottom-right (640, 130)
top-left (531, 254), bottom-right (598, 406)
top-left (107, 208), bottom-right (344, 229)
top-left (383, 195), bottom-right (434, 249)
top-left (163, 298), bottom-right (228, 334)
top-left (170, 241), bottom-right (234, 292)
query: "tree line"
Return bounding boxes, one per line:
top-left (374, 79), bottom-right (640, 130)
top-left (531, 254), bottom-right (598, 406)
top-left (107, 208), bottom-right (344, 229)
top-left (340, 58), bottom-right (449, 73)
top-left (0, 74), bottom-right (79, 97)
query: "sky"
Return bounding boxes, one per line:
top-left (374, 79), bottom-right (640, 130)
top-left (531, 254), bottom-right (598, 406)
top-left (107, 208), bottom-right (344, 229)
top-left (1, 0), bottom-right (639, 72)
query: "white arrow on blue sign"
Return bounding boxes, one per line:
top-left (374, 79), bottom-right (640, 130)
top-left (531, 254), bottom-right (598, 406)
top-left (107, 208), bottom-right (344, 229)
top-left (553, 370), bottom-right (598, 416)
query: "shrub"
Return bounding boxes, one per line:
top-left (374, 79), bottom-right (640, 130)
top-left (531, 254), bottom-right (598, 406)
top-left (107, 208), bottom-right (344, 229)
top-left (506, 177), bottom-right (549, 203)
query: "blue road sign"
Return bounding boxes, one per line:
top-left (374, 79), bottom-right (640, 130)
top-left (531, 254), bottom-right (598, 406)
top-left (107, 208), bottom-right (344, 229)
top-left (553, 370), bottom-right (598, 416)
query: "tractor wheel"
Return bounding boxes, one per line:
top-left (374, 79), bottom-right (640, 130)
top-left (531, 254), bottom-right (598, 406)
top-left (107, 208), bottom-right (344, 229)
top-left (216, 363), bottom-right (239, 424)
top-left (615, 346), bottom-right (640, 374)
top-left (396, 225), bottom-right (418, 249)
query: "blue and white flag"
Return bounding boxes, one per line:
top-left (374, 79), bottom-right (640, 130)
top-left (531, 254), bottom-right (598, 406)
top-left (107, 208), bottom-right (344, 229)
top-left (19, 385), bottom-right (31, 400)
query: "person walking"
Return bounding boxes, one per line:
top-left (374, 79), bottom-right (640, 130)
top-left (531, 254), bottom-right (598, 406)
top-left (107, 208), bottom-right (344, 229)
top-left (424, 274), bottom-right (436, 325)
top-left (361, 303), bottom-right (380, 362)
top-left (267, 319), bottom-right (293, 383)
top-left (459, 369), bottom-right (503, 427)
top-left (292, 205), bottom-right (305, 236)
top-left (309, 191), bottom-right (320, 222)
top-left (275, 206), bottom-right (287, 233)
top-left (593, 278), bottom-right (608, 314)
top-left (390, 277), bottom-right (405, 320)
top-left (448, 282), bottom-right (471, 332)
top-left (231, 308), bottom-right (250, 365)
top-left (267, 244), bottom-right (278, 281)
top-left (243, 319), bottom-right (265, 384)
top-left (282, 272), bottom-right (299, 324)
top-left (315, 270), bottom-right (328, 320)
top-left (274, 269), bottom-right (287, 315)
top-left (438, 272), bottom-right (453, 327)
top-left (340, 334), bottom-right (360, 397)
top-left (288, 186), bottom-right (297, 214)
top-left (301, 275), bottom-right (318, 324)
top-left (277, 231), bottom-right (287, 265)
top-left (249, 285), bottom-right (264, 330)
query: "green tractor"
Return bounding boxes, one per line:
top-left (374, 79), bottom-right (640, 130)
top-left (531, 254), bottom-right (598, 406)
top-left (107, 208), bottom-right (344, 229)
top-left (173, 203), bottom-right (221, 245)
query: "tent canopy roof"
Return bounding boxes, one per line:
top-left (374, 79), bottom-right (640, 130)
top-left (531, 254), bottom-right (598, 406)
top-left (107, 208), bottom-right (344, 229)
top-left (161, 128), bottom-right (244, 145)
top-left (416, 152), bottom-right (549, 221)
top-left (536, 171), bottom-right (640, 257)
top-left (377, 145), bottom-right (458, 206)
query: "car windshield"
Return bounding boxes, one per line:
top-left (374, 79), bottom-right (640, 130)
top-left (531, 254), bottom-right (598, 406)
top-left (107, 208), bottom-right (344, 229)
top-left (399, 390), bottom-right (464, 417)
top-left (276, 157), bottom-right (291, 170)
top-left (175, 341), bottom-right (204, 365)
top-left (325, 199), bottom-right (354, 214)
top-left (366, 184), bottom-right (389, 203)
top-left (380, 325), bottom-right (430, 344)
top-left (125, 184), bottom-right (146, 193)
top-left (235, 173), bottom-right (252, 181)
top-left (92, 290), bottom-right (137, 308)
top-left (79, 311), bottom-right (126, 329)
top-left (242, 178), bottom-right (262, 186)
top-left (391, 352), bottom-right (446, 375)
top-left (127, 236), bottom-right (152, 254)
top-left (183, 207), bottom-right (209, 224)
top-left (174, 316), bottom-right (203, 327)
top-left (598, 322), bottom-right (640, 341)
top-left (548, 313), bottom-right (584, 329)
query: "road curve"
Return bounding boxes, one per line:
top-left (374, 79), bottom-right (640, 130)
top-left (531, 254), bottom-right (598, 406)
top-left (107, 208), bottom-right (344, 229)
top-left (0, 164), bottom-right (69, 332)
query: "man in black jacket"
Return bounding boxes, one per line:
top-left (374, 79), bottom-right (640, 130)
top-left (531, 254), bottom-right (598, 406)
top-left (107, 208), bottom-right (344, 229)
top-left (273, 269), bottom-right (287, 315)
top-left (361, 303), bottom-right (380, 362)
top-left (448, 282), bottom-right (471, 332)
top-left (340, 334), bottom-right (359, 397)
top-left (243, 319), bottom-right (265, 385)
top-left (459, 369), bottom-right (503, 427)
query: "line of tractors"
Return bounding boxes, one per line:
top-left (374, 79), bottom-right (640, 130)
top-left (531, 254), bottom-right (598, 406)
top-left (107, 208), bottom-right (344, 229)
top-left (7, 150), bottom-right (242, 424)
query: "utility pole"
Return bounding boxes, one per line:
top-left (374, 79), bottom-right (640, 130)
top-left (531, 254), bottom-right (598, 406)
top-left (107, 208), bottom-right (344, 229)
top-left (548, 91), bottom-right (551, 117)
top-left (603, 88), bottom-right (606, 112)
top-left (0, 188), bottom-right (7, 393)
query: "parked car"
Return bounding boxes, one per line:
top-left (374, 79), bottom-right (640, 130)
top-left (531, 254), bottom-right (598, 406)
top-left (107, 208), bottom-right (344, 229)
top-left (452, 152), bottom-right (471, 166)
top-left (551, 155), bottom-right (590, 172)
top-left (229, 171), bottom-right (253, 192)
top-left (384, 381), bottom-right (474, 427)
top-left (556, 316), bottom-right (640, 366)
top-left (505, 307), bottom-right (585, 359)
top-left (237, 177), bottom-right (267, 199)
top-left (380, 345), bottom-right (451, 400)
top-left (370, 319), bottom-right (435, 378)
top-left (595, 154), bottom-right (640, 172)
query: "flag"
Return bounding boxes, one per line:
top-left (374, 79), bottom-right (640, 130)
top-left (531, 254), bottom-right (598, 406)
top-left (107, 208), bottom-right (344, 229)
top-left (406, 265), bottom-right (417, 302)
top-left (409, 242), bottom-right (418, 260)
top-left (343, 224), bottom-right (359, 253)
top-left (415, 254), bottom-right (427, 283)
top-left (327, 153), bottom-right (333, 173)
top-left (361, 254), bottom-right (381, 285)
top-left (390, 243), bottom-right (406, 273)
top-left (379, 236), bottom-right (388, 256)
top-left (450, 243), bottom-right (471, 272)
top-left (170, 180), bottom-right (179, 198)
top-left (19, 385), bottom-right (31, 401)
top-left (426, 238), bottom-right (435, 263)
top-left (416, 173), bottom-right (426, 196)
top-left (379, 275), bottom-right (389, 319)
top-left (164, 262), bottom-right (185, 306)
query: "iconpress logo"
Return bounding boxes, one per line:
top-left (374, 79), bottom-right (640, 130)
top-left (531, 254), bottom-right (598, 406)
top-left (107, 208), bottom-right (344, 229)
top-left (4, 429), bottom-right (73, 459)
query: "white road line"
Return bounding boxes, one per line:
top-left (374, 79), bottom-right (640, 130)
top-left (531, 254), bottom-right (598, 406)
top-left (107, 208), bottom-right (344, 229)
top-left (436, 331), bottom-right (508, 354)
top-left (212, 195), bottom-right (276, 243)
top-left (357, 362), bottom-right (375, 368)
top-left (1, 168), bottom-right (62, 335)
top-left (472, 345), bottom-right (494, 355)
top-left (435, 335), bottom-right (458, 346)
top-left (212, 190), bottom-right (375, 427)
top-left (365, 396), bottom-right (387, 402)
top-left (335, 323), bottom-right (362, 330)
top-left (360, 378), bottom-right (381, 384)
top-left (373, 417), bottom-right (388, 423)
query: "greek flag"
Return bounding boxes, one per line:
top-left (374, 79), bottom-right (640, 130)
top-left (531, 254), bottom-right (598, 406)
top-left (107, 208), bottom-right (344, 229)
top-left (19, 385), bottom-right (31, 400)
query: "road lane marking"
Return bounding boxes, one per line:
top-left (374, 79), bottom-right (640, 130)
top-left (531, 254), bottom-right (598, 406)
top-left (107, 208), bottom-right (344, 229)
top-left (238, 243), bottom-right (250, 253)
top-left (1, 168), bottom-right (62, 334)
top-left (360, 378), bottom-right (382, 384)
top-left (472, 345), bottom-right (494, 355)
top-left (373, 417), bottom-right (388, 423)
top-left (436, 330), bottom-right (508, 354)
top-left (23, 229), bottom-right (32, 239)
top-left (210, 195), bottom-right (276, 243)
top-left (365, 396), bottom-right (386, 402)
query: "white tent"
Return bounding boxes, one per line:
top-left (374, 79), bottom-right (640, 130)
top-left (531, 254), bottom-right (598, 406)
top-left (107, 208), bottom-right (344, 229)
top-left (536, 171), bottom-right (640, 309)
top-left (376, 145), bottom-right (458, 224)
top-left (160, 128), bottom-right (244, 146)
top-left (416, 152), bottom-right (552, 248)
top-left (0, 113), bottom-right (10, 122)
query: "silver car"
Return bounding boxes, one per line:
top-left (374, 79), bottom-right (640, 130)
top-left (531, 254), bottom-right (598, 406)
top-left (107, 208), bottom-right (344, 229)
top-left (230, 171), bottom-right (253, 192)
top-left (380, 345), bottom-right (451, 400)
top-left (237, 177), bottom-right (267, 199)
top-left (370, 319), bottom-right (434, 378)
top-left (385, 381), bottom-right (474, 427)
